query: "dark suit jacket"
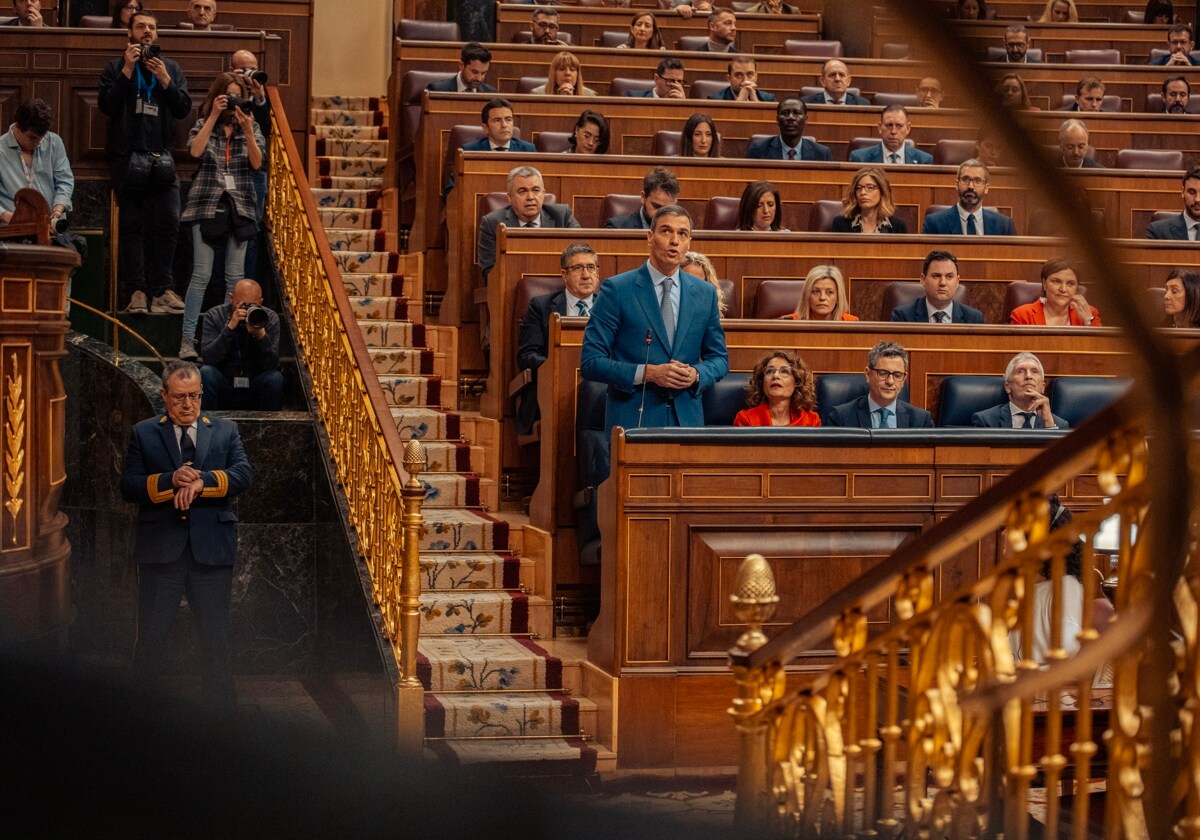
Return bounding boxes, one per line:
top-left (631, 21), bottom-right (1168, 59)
top-left (971, 403), bottom-right (1069, 429)
top-left (515, 290), bottom-right (569, 434)
top-left (921, 206), bottom-right (1017, 236)
top-left (624, 89), bottom-right (655, 97)
top-left (830, 214), bottom-right (907, 233)
top-left (580, 263), bottom-right (728, 430)
top-left (707, 86), bottom-right (776, 102)
top-left (1147, 213), bottom-right (1191, 240)
top-left (827, 396), bottom-right (933, 429)
top-left (120, 413), bottom-right (252, 567)
top-left (849, 144), bottom-right (934, 165)
top-left (801, 91), bottom-right (872, 106)
top-left (745, 135), bottom-right (832, 162)
top-left (1148, 53), bottom-right (1200, 66)
top-left (1062, 156), bottom-right (1105, 168)
top-left (445, 137), bottom-right (537, 194)
top-left (605, 209), bottom-right (650, 229)
top-left (425, 76), bottom-right (498, 93)
top-left (891, 297), bottom-right (986, 324)
top-left (477, 203), bottom-right (580, 280)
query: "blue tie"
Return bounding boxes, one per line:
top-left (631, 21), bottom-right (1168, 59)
top-left (576, 300), bottom-right (588, 317)
top-left (875, 408), bottom-right (894, 429)
top-left (966, 214), bottom-right (978, 235)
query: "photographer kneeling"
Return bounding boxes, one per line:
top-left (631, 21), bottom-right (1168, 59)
top-left (199, 278), bottom-right (283, 410)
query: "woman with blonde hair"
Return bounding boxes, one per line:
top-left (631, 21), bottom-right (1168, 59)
top-left (733, 350), bottom-right (821, 427)
top-left (782, 265), bottom-right (860, 322)
top-left (681, 251), bottom-right (727, 316)
top-left (531, 52), bottom-right (597, 96)
top-left (833, 167), bottom-right (907, 233)
top-left (1038, 0), bottom-right (1078, 22)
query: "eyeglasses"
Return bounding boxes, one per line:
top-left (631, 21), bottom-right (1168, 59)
top-left (763, 366), bottom-right (794, 377)
top-left (533, 21), bottom-right (559, 31)
top-left (566, 263), bottom-right (599, 275)
top-left (918, 86), bottom-right (942, 95)
top-left (868, 367), bottom-right (906, 382)
top-left (957, 176), bottom-right (987, 187)
top-left (854, 183), bottom-right (880, 193)
top-left (166, 391), bottom-right (203, 403)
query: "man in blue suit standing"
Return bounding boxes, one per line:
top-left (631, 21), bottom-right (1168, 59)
top-left (828, 341), bottom-right (933, 429)
top-left (120, 361), bottom-right (252, 708)
top-left (921, 160), bottom-right (1017, 236)
top-left (425, 43), bottom-right (498, 94)
top-left (581, 205), bottom-right (728, 432)
top-left (706, 57), bottom-right (776, 102)
top-left (605, 167), bottom-right (679, 229)
top-left (746, 99), bottom-right (832, 162)
top-left (848, 105), bottom-right (933, 165)
top-left (1147, 165), bottom-right (1200, 239)
top-left (972, 352), bottom-right (1069, 429)
top-left (891, 250), bottom-right (986, 323)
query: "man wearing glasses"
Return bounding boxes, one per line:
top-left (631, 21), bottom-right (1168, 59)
top-left (120, 360), bottom-right (252, 709)
top-left (530, 8), bottom-right (568, 46)
top-left (892, 249), bottom-right (985, 324)
top-left (516, 242), bottom-right (600, 435)
top-left (828, 341), bottom-right (932, 429)
top-left (921, 159), bottom-right (1016, 236)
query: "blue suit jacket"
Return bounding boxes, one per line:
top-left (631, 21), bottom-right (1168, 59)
top-left (707, 86), bottom-right (776, 102)
top-left (971, 403), bottom-right (1069, 429)
top-left (120, 413), bottom-right (252, 567)
top-left (891, 297), bottom-right (986, 324)
top-left (580, 263), bottom-right (728, 431)
top-left (849, 144), bottom-right (934, 165)
top-left (445, 137), bottom-right (536, 195)
top-left (801, 91), bottom-right (872, 106)
top-left (624, 89), bottom-right (655, 97)
top-left (827, 395), bottom-right (933, 429)
top-left (605, 209), bottom-right (650, 229)
top-left (1147, 213), bottom-right (1190, 240)
top-left (425, 77), bottom-right (498, 93)
top-left (745, 135), bottom-right (832, 162)
top-left (921, 206), bottom-right (1017, 236)
top-left (1148, 53), bottom-right (1200, 66)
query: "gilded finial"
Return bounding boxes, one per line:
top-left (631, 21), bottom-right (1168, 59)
top-left (730, 554), bottom-right (779, 654)
top-left (403, 439), bottom-right (426, 487)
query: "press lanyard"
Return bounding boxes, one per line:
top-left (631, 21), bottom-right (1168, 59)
top-left (135, 64), bottom-right (158, 104)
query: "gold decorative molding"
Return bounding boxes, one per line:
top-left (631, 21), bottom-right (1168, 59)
top-left (4, 351), bottom-right (25, 539)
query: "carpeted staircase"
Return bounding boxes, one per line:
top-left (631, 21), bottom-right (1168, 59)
top-left (309, 96), bottom-right (601, 773)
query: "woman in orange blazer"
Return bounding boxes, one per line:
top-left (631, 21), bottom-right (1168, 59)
top-left (780, 265), bottom-right (861, 321)
top-left (733, 350), bottom-right (821, 426)
top-left (1010, 258), bottom-right (1101, 326)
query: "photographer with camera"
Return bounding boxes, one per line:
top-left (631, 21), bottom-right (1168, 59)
top-left (98, 10), bottom-right (191, 315)
top-left (199, 279), bottom-right (282, 410)
top-left (230, 49), bottom-right (271, 280)
top-left (178, 71), bottom-right (263, 361)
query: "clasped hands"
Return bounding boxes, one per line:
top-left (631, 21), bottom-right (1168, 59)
top-left (645, 360), bottom-right (698, 390)
top-left (172, 465), bottom-right (204, 510)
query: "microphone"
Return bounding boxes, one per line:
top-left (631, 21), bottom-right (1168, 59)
top-left (636, 329), bottom-right (652, 429)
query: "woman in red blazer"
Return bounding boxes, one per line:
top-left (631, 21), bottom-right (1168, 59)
top-left (734, 350), bottom-right (822, 426)
top-left (1010, 258), bottom-right (1102, 326)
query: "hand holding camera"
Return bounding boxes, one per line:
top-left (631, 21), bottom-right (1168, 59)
top-left (229, 301), bottom-right (268, 338)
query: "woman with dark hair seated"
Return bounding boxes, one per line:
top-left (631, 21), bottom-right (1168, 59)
top-left (833, 167), bottom-right (907, 233)
top-left (679, 113), bottom-right (721, 158)
top-left (617, 12), bottom-right (664, 50)
top-left (736, 180), bottom-right (785, 232)
top-left (1144, 0), bottom-right (1175, 24)
top-left (733, 350), bottom-right (821, 426)
top-left (566, 110), bottom-right (610, 154)
top-left (1011, 258), bottom-right (1101, 326)
top-left (111, 0), bottom-right (142, 27)
top-left (954, 0), bottom-right (988, 19)
top-left (1163, 268), bottom-right (1200, 327)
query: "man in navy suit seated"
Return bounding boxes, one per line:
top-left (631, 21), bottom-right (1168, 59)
top-left (1147, 165), bottom-right (1200, 239)
top-left (892, 249), bottom-right (986, 324)
top-left (120, 360), bottom-right (253, 707)
top-left (605, 167), bottom-right (680, 229)
top-left (443, 98), bottom-right (535, 196)
top-left (921, 160), bottom-right (1017, 236)
top-left (1057, 76), bottom-right (1107, 113)
top-left (425, 43), bottom-right (498, 94)
top-left (478, 165), bottom-right (580, 283)
top-left (972, 352), bottom-right (1069, 429)
top-left (626, 57), bottom-right (688, 99)
top-left (1147, 23), bottom-right (1200, 67)
top-left (707, 57), bottom-right (776, 102)
top-left (516, 242), bottom-right (601, 434)
top-left (746, 99), bottom-right (832, 162)
top-left (801, 59), bottom-right (872, 106)
top-left (827, 341), bottom-right (933, 429)
top-left (1059, 119), bottom-right (1104, 168)
top-left (848, 105), bottom-right (934, 165)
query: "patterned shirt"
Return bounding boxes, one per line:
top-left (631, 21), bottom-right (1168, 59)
top-left (180, 117), bottom-right (264, 224)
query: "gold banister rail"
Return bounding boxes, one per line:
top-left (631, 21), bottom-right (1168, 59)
top-left (265, 87), bottom-right (424, 752)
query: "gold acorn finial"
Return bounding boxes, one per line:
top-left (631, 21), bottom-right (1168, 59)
top-left (402, 440), bottom-right (426, 487)
top-left (730, 554), bottom-right (779, 654)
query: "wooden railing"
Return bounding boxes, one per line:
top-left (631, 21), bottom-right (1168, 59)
top-left (265, 87), bottom-right (425, 753)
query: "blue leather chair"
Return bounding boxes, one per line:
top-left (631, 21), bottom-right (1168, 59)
top-left (938, 376), bottom-right (1006, 427)
top-left (702, 372), bottom-right (751, 426)
top-left (816, 374), bottom-right (909, 427)
top-left (575, 380), bottom-right (610, 567)
top-left (1049, 377), bottom-right (1131, 428)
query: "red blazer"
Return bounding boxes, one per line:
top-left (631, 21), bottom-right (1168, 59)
top-left (1010, 299), bottom-right (1101, 326)
top-left (733, 402), bottom-right (822, 427)
top-left (779, 312), bottom-right (860, 321)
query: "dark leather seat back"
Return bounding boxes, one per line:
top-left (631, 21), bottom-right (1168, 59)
top-left (1065, 48), bottom-right (1121, 64)
top-left (754, 280), bottom-right (805, 319)
top-left (601, 194), bottom-right (643, 224)
top-left (400, 71), bottom-right (454, 148)
top-left (652, 130), bottom-right (682, 156)
top-left (517, 76), bottom-right (549, 94)
top-left (783, 39), bottom-right (843, 57)
top-left (986, 46), bottom-right (1044, 61)
top-left (1145, 92), bottom-right (1200, 114)
top-left (478, 191), bottom-right (558, 220)
top-left (1116, 148), bottom-right (1185, 170)
top-left (599, 30), bottom-right (627, 47)
top-left (512, 275), bottom-right (564, 340)
top-left (677, 35), bottom-right (710, 51)
top-left (702, 196), bottom-right (740, 230)
top-left (398, 19), bottom-right (461, 40)
top-left (80, 14), bottom-right (112, 27)
top-left (1048, 376), bottom-right (1131, 427)
top-left (702, 372), bottom-right (751, 425)
top-left (611, 77), bottom-right (655, 97)
top-left (808, 199), bottom-right (843, 233)
top-left (881, 43), bottom-right (910, 59)
top-left (816, 373), bottom-right (910, 426)
top-left (938, 376), bottom-right (1006, 427)
top-left (1057, 93), bottom-right (1122, 112)
top-left (534, 132), bottom-right (572, 153)
top-left (1003, 281), bottom-right (1043, 320)
top-left (934, 138), bottom-right (977, 166)
top-left (873, 92), bottom-right (920, 107)
top-left (689, 79), bottom-right (727, 99)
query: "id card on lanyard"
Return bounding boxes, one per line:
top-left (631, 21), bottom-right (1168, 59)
top-left (135, 65), bottom-right (160, 117)
top-left (223, 138), bottom-right (236, 192)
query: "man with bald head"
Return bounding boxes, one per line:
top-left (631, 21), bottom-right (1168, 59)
top-left (802, 59), bottom-right (872, 106)
top-left (199, 279), bottom-right (283, 410)
top-left (1058, 119), bottom-right (1103, 168)
top-left (185, 0), bottom-right (216, 29)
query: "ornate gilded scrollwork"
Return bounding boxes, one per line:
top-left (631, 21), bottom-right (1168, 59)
top-left (4, 352), bottom-right (25, 538)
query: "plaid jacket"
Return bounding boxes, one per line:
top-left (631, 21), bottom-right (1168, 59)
top-left (180, 118), bottom-right (264, 224)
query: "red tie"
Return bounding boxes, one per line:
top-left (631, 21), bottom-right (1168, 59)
top-left (787, 149), bottom-right (796, 161)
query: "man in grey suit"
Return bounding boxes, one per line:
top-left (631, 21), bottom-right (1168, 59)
top-left (891, 250), bottom-right (986, 323)
top-left (971, 352), bottom-right (1069, 429)
top-left (828, 341), bottom-right (933, 429)
top-left (477, 165), bottom-right (580, 283)
top-left (425, 43), bottom-right (498, 94)
top-left (746, 99), bottom-right (832, 162)
top-left (848, 105), bottom-right (934, 165)
top-left (801, 59), bottom-right (872, 106)
top-left (605, 167), bottom-right (679, 229)
top-left (1059, 119), bottom-right (1104, 168)
top-left (1147, 165), bottom-right (1200, 240)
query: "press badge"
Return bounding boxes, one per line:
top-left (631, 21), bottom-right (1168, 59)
top-left (224, 174), bottom-right (237, 191)
top-left (136, 99), bottom-right (159, 117)
top-left (234, 377), bottom-right (250, 389)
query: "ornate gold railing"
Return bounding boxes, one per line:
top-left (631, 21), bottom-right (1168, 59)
top-left (265, 89), bottom-right (424, 753)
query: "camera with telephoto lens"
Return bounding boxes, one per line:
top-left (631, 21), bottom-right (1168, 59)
top-left (51, 214), bottom-right (69, 235)
top-left (240, 302), bottom-right (269, 329)
top-left (225, 95), bottom-right (254, 113)
top-left (240, 67), bottom-right (268, 86)
top-left (139, 43), bottom-right (161, 61)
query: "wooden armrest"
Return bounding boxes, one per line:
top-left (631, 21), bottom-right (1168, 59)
top-left (473, 285), bottom-right (489, 304)
top-left (508, 368), bottom-right (533, 398)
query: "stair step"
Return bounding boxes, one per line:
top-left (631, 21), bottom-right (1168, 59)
top-left (367, 346), bottom-right (433, 375)
top-left (311, 187), bottom-right (380, 209)
top-left (317, 175), bottom-right (384, 191)
top-left (316, 207), bottom-right (382, 230)
top-left (420, 551), bottom-right (523, 590)
top-left (359, 319), bottom-right (424, 348)
top-left (388, 406), bottom-right (460, 442)
top-left (312, 124), bottom-right (387, 140)
top-left (315, 137), bottom-right (389, 158)
top-left (420, 508), bottom-right (509, 552)
top-left (418, 636), bottom-right (561, 691)
top-left (417, 591), bottom-right (550, 635)
top-left (311, 107), bottom-right (382, 126)
top-left (424, 691), bottom-right (589, 738)
top-left (312, 95), bottom-right (381, 111)
top-left (425, 737), bottom-right (597, 774)
top-left (327, 228), bottom-right (389, 252)
top-left (317, 154), bottom-right (388, 179)
top-left (377, 373), bottom-right (456, 410)
top-left (417, 441), bottom-right (487, 475)
top-left (343, 273), bottom-right (416, 299)
top-left (334, 250), bottom-right (400, 274)
top-left (417, 472), bottom-right (483, 508)
top-left (349, 295), bottom-right (411, 321)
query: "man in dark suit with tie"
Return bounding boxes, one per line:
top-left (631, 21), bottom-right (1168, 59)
top-left (706, 57), bottom-right (775, 102)
top-left (848, 105), bottom-right (934, 165)
top-left (120, 361), bottom-right (252, 707)
top-left (516, 243), bottom-right (600, 435)
top-left (1147, 165), bottom-right (1200, 240)
top-left (581, 205), bottom-right (728, 432)
top-left (625, 57), bottom-right (687, 99)
top-left (921, 160), bottom-right (1017, 236)
top-left (746, 99), bottom-right (832, 162)
top-left (477, 165), bottom-right (581, 283)
top-left (605, 167), bottom-right (680, 229)
top-left (1056, 76), bottom-right (1107, 112)
top-left (425, 43), bottom-right (498, 94)
top-left (972, 352), bottom-right (1069, 429)
top-left (443, 98), bottom-right (536, 195)
top-left (892, 249), bottom-right (986, 323)
top-left (1059, 119), bottom-right (1104, 168)
top-left (1147, 24), bottom-right (1200, 66)
top-left (828, 341), bottom-right (933, 429)
top-left (801, 59), bottom-right (872, 106)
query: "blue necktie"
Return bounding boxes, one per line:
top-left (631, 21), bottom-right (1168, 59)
top-left (875, 408), bottom-right (894, 429)
top-left (576, 300), bottom-right (588, 317)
